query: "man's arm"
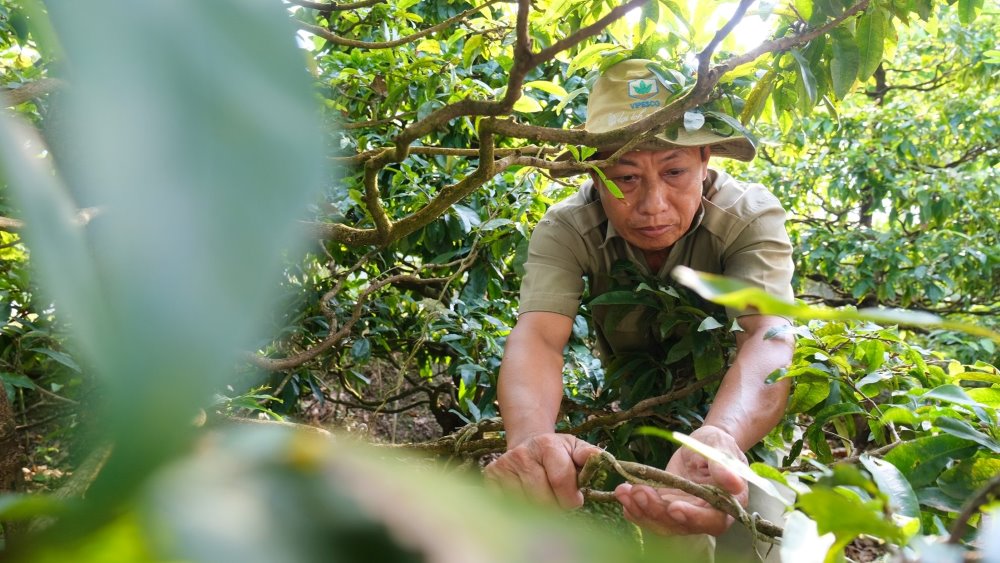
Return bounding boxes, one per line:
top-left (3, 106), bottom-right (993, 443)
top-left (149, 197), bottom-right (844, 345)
top-left (615, 314), bottom-right (793, 535)
top-left (703, 314), bottom-right (793, 448)
top-left (484, 311), bottom-right (602, 509)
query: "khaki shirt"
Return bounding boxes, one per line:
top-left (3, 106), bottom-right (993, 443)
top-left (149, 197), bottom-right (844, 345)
top-left (518, 169), bottom-right (794, 359)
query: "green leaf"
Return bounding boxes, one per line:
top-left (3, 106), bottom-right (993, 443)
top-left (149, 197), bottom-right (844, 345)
top-left (30, 347), bottom-right (82, 373)
top-left (830, 32), bottom-right (860, 100)
top-left (739, 66), bottom-right (776, 124)
top-left (788, 378), bottom-right (831, 413)
top-left (958, 0), bottom-right (984, 24)
top-left (966, 388), bottom-right (1000, 408)
top-left (859, 455), bottom-right (921, 523)
top-left (513, 94), bottom-right (543, 113)
top-left (751, 462), bottom-right (790, 487)
top-left (553, 87), bottom-right (587, 115)
top-left (922, 384), bottom-right (982, 407)
top-left (933, 416), bottom-right (1000, 453)
top-left (797, 487), bottom-right (905, 543)
top-left (524, 80), bottom-right (568, 98)
top-left (884, 435), bottom-right (978, 488)
top-left (856, 8), bottom-right (888, 82)
top-left (0, 371), bottom-right (36, 390)
top-left (350, 338), bottom-right (371, 362)
top-left (588, 165), bottom-right (623, 199)
top-left (462, 34), bottom-right (483, 67)
top-left (790, 49), bottom-right (818, 107)
top-left (939, 455), bottom-right (1000, 499)
top-left (565, 43), bottom-right (620, 76)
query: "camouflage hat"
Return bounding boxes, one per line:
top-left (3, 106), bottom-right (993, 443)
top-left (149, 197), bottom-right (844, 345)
top-left (554, 58), bottom-right (755, 176)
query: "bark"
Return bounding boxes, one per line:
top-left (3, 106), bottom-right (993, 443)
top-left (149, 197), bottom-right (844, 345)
top-left (0, 389), bottom-right (25, 541)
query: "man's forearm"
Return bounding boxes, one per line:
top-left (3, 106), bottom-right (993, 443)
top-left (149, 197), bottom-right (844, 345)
top-left (497, 335), bottom-right (567, 448)
top-left (703, 317), bottom-right (793, 451)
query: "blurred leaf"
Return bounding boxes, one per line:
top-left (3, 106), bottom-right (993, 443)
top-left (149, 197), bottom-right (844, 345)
top-left (0, 493), bottom-right (68, 520)
top-left (780, 510), bottom-right (836, 563)
top-left (0, 0), bottom-right (325, 523)
top-left (696, 317), bottom-right (724, 332)
top-left (671, 267), bottom-right (1000, 343)
top-left (797, 487), bottom-right (905, 543)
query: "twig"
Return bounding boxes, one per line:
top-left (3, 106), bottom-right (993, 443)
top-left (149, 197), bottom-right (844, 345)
top-left (567, 376), bottom-right (720, 436)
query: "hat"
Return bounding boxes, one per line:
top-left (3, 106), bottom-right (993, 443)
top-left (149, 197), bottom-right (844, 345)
top-left (552, 59), bottom-right (756, 176)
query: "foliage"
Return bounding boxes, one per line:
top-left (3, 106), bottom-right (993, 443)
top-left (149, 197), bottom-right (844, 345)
top-left (0, 0), bottom-right (997, 562)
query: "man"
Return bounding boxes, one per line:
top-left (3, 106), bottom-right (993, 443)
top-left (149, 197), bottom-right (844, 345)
top-left (484, 59), bottom-right (795, 559)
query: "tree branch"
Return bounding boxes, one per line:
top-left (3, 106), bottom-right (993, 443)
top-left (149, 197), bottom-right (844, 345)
top-left (294, 0), bottom-right (499, 50)
top-left (286, 0), bottom-right (384, 11)
top-left (1, 78), bottom-right (65, 107)
top-left (712, 0), bottom-right (871, 75)
top-left (948, 473), bottom-right (1000, 544)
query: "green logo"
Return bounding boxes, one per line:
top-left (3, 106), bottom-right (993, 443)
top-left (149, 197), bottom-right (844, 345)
top-left (628, 79), bottom-right (658, 99)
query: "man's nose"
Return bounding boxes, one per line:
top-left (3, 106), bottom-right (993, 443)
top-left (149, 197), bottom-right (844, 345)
top-left (635, 181), bottom-right (670, 215)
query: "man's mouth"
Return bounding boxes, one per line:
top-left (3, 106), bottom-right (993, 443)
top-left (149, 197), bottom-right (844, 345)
top-left (635, 225), bottom-right (672, 237)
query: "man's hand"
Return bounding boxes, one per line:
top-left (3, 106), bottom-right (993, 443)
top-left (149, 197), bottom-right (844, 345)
top-left (613, 426), bottom-right (749, 536)
top-left (484, 433), bottom-right (602, 509)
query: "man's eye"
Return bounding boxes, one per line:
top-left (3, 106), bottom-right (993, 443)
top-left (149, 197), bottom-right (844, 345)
top-left (615, 175), bottom-right (639, 183)
top-left (663, 168), bottom-right (686, 178)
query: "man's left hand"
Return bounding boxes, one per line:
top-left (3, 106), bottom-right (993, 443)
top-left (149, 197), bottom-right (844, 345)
top-left (613, 426), bottom-right (749, 536)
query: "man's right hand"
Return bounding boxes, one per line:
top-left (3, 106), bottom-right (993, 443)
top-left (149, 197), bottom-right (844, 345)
top-left (484, 433), bottom-right (602, 509)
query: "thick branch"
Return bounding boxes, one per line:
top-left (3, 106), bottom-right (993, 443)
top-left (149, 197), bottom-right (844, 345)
top-left (1, 78), bottom-right (65, 107)
top-left (392, 0), bottom-right (647, 154)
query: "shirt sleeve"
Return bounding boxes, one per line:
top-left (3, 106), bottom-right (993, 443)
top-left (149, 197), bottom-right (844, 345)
top-left (721, 193), bottom-right (795, 319)
top-left (517, 214), bottom-right (588, 318)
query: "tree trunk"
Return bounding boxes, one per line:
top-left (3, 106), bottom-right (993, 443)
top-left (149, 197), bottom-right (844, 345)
top-left (0, 388), bottom-right (25, 542)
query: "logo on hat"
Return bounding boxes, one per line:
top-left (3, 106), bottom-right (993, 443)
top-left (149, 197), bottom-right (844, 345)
top-left (627, 79), bottom-right (658, 100)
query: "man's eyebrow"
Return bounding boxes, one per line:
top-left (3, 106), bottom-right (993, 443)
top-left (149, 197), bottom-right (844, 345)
top-left (613, 151), bottom-right (684, 167)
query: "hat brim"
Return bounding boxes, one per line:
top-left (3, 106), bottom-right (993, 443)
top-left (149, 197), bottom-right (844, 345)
top-left (547, 129), bottom-right (756, 179)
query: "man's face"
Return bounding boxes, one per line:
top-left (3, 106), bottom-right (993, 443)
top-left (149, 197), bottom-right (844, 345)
top-left (594, 147), bottom-right (709, 253)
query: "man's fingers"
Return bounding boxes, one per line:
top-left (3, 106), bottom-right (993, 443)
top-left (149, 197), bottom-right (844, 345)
top-left (667, 500), bottom-right (734, 537)
top-left (540, 447), bottom-right (584, 509)
top-left (570, 440), bottom-right (603, 468)
top-left (708, 461), bottom-right (749, 502)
